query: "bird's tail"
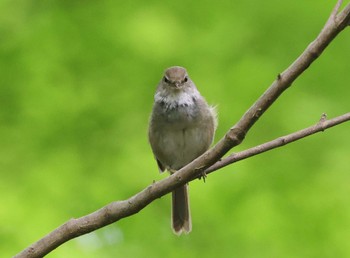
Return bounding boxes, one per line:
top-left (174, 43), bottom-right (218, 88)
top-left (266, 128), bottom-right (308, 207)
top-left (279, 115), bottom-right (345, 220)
top-left (172, 184), bottom-right (192, 235)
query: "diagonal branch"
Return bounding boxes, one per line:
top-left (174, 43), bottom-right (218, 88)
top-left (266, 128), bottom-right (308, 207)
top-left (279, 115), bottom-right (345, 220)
top-left (14, 1), bottom-right (350, 258)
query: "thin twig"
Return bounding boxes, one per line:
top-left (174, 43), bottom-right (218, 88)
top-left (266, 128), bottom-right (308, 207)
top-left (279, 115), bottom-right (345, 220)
top-left (205, 113), bottom-right (350, 174)
top-left (331, 0), bottom-right (343, 19)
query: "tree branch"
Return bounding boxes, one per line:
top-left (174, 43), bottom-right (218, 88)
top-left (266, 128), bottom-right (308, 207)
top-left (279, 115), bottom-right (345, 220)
top-left (14, 1), bottom-right (350, 257)
top-left (205, 113), bottom-right (350, 174)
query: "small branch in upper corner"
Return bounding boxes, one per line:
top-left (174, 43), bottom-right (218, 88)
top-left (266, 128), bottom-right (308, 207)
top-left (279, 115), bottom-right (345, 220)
top-left (332, 0), bottom-right (344, 18)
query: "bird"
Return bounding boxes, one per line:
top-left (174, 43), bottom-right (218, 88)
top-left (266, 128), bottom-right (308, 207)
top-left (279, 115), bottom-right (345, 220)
top-left (148, 66), bottom-right (217, 235)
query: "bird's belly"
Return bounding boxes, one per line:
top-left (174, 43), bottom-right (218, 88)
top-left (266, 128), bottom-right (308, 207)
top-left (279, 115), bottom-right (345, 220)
top-left (156, 125), bottom-right (210, 170)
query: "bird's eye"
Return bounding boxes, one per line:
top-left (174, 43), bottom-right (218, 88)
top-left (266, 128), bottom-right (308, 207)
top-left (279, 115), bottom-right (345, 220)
top-left (164, 76), bottom-right (170, 83)
top-left (183, 76), bottom-right (188, 83)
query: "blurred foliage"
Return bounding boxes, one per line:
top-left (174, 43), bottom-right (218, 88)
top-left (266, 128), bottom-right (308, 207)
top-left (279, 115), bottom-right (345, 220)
top-left (1, 0), bottom-right (349, 257)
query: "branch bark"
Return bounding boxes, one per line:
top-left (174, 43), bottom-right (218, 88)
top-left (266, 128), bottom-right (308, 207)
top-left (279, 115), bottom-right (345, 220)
top-left (14, 1), bottom-right (350, 257)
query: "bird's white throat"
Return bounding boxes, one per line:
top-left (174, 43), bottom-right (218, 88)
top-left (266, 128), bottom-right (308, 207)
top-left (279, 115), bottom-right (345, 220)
top-left (155, 88), bottom-right (201, 109)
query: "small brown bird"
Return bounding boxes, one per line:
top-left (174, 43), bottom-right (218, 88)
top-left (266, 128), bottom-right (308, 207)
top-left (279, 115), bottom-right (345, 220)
top-left (148, 66), bottom-right (217, 235)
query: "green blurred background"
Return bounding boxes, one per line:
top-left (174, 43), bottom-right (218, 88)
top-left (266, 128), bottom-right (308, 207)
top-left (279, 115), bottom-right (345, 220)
top-left (1, 0), bottom-right (349, 257)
